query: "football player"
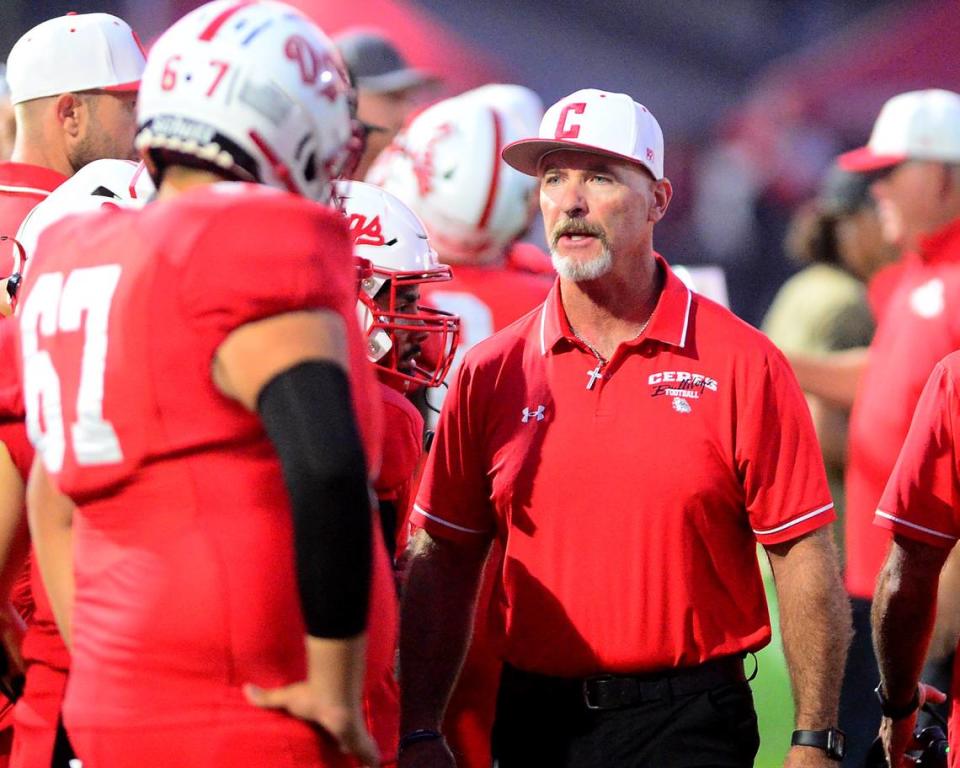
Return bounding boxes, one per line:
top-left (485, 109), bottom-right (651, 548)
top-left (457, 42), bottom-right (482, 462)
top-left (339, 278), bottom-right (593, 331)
top-left (337, 180), bottom-right (459, 766)
top-left (366, 86), bottom-right (552, 768)
top-left (337, 179), bottom-right (459, 551)
top-left (18, 2), bottom-right (392, 766)
top-left (0, 159), bottom-right (155, 768)
top-left (367, 85), bottom-right (553, 384)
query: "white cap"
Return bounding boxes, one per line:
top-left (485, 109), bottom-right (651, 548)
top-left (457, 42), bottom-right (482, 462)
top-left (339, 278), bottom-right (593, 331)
top-left (838, 89), bottom-right (960, 172)
top-left (502, 88), bottom-right (664, 179)
top-left (6, 13), bottom-right (145, 105)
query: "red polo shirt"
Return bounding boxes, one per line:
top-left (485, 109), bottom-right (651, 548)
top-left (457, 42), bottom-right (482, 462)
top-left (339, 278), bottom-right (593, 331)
top-left (0, 163), bottom-right (66, 245)
top-left (874, 352), bottom-right (960, 761)
top-left (413, 256), bottom-right (833, 677)
top-left (845, 218), bottom-right (960, 599)
top-left (875, 353), bottom-right (960, 548)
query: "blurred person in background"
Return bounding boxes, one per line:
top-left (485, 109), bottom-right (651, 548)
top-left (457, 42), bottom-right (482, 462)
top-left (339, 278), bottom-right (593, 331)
top-left (336, 30), bottom-right (437, 181)
top-left (368, 84), bottom-right (553, 382)
top-left (0, 67), bottom-right (15, 162)
top-left (789, 88), bottom-right (960, 767)
top-left (0, 13), bottom-right (145, 768)
top-left (368, 84), bottom-right (552, 768)
top-left (0, 12), bottom-right (143, 238)
top-left (763, 164), bottom-right (895, 550)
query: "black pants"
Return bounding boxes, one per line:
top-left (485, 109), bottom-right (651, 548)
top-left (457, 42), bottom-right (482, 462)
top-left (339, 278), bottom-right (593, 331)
top-left (839, 597), bottom-right (881, 768)
top-left (492, 664), bottom-right (759, 768)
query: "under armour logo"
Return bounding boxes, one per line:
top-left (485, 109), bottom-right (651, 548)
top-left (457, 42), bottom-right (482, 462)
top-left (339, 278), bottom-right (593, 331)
top-left (646, 148), bottom-right (655, 162)
top-left (522, 405), bottom-right (545, 423)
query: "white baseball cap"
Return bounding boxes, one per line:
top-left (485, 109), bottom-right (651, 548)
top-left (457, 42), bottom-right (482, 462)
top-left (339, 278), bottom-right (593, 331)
top-left (502, 88), bottom-right (664, 180)
top-left (838, 89), bottom-right (960, 172)
top-left (6, 12), bottom-right (146, 106)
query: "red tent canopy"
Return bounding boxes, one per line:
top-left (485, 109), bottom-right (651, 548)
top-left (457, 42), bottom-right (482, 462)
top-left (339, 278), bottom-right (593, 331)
top-left (170, 0), bottom-right (504, 97)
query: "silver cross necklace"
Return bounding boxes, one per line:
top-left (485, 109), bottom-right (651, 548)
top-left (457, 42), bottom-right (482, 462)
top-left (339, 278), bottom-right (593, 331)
top-left (573, 317), bottom-right (650, 390)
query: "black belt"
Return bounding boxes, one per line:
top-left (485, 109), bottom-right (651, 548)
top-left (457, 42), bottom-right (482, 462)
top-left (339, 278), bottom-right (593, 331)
top-left (503, 655), bottom-right (747, 712)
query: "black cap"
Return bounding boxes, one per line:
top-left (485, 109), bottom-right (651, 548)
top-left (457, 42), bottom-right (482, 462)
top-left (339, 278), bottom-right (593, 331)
top-left (817, 164), bottom-right (873, 216)
top-left (335, 30), bottom-right (437, 94)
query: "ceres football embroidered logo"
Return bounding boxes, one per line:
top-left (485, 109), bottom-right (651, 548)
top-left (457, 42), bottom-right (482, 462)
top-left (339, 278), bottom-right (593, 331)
top-left (521, 405), bottom-right (545, 423)
top-left (648, 370), bottom-right (718, 413)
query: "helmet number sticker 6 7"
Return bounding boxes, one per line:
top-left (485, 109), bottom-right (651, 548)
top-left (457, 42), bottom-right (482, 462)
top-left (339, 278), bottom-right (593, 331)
top-left (20, 266), bottom-right (124, 473)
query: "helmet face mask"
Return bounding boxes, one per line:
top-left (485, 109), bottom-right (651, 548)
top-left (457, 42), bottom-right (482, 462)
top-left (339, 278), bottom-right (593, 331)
top-left (136, 0), bottom-right (356, 204)
top-left (337, 180), bottom-right (460, 389)
top-left (359, 266), bottom-right (459, 389)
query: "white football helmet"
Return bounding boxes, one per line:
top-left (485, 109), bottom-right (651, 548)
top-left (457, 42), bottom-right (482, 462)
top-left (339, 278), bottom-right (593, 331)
top-left (136, 0), bottom-right (357, 204)
top-left (4, 159), bottom-right (155, 312)
top-left (366, 85), bottom-right (543, 264)
top-left (335, 180), bottom-right (459, 389)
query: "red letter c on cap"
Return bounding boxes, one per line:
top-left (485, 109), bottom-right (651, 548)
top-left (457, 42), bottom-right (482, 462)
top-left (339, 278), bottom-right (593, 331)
top-left (555, 102), bottom-right (587, 140)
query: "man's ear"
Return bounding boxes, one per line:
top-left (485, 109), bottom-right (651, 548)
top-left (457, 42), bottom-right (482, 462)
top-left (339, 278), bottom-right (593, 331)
top-left (649, 177), bottom-right (673, 223)
top-left (55, 93), bottom-right (83, 138)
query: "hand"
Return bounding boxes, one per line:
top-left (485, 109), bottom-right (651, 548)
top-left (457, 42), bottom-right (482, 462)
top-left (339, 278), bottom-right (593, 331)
top-left (245, 681), bottom-right (380, 767)
top-left (880, 683), bottom-right (947, 768)
top-left (0, 601), bottom-right (24, 704)
top-left (0, 601), bottom-right (25, 677)
top-left (398, 737), bottom-right (456, 768)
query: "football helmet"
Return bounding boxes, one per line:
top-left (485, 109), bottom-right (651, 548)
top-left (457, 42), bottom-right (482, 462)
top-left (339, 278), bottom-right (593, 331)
top-left (335, 180), bottom-right (459, 389)
top-left (3, 159), bottom-right (155, 313)
top-left (136, 0), bottom-right (358, 204)
top-left (366, 84), bottom-right (543, 264)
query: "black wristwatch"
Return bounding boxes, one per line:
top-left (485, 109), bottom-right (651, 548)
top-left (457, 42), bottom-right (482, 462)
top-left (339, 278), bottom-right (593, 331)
top-left (791, 728), bottom-right (846, 761)
top-left (875, 682), bottom-right (921, 720)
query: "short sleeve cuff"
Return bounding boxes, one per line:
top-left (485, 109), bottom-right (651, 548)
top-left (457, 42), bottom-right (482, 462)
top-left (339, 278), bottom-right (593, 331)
top-left (874, 509), bottom-right (958, 549)
top-left (752, 502), bottom-right (835, 545)
top-left (409, 503), bottom-right (491, 544)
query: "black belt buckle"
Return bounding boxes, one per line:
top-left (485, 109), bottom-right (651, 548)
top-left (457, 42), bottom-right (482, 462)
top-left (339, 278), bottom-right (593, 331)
top-left (582, 674), bottom-right (652, 710)
top-left (582, 674), bottom-right (614, 710)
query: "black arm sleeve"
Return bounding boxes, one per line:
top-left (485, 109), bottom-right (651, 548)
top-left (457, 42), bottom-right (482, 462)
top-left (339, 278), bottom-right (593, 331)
top-left (256, 360), bottom-right (372, 638)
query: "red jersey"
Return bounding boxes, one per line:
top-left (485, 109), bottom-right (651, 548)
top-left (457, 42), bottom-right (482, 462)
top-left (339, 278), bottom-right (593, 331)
top-left (414, 257), bottom-right (833, 676)
top-left (874, 352), bottom-right (960, 765)
top-left (846, 219), bottom-right (960, 599)
top-left (504, 241), bottom-right (553, 276)
top-left (0, 164), bottom-right (66, 250)
top-left (421, 259), bottom-right (552, 371)
top-left (17, 185), bottom-right (396, 752)
top-left (374, 381), bottom-right (423, 553)
top-left (0, 313), bottom-right (70, 768)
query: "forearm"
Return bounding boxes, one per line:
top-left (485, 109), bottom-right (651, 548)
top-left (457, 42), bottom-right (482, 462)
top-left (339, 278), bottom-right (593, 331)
top-left (926, 546), bottom-right (960, 662)
top-left (399, 529), bottom-right (489, 732)
top-left (788, 348), bottom-right (868, 409)
top-left (25, 463), bottom-right (74, 648)
top-left (305, 634), bottom-right (367, 708)
top-left (767, 527), bottom-right (851, 726)
top-left (872, 537), bottom-right (948, 707)
top-left (0, 448), bottom-right (29, 603)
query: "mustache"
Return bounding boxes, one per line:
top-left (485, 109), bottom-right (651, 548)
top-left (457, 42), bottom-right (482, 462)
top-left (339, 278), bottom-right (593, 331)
top-left (550, 220), bottom-right (607, 248)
